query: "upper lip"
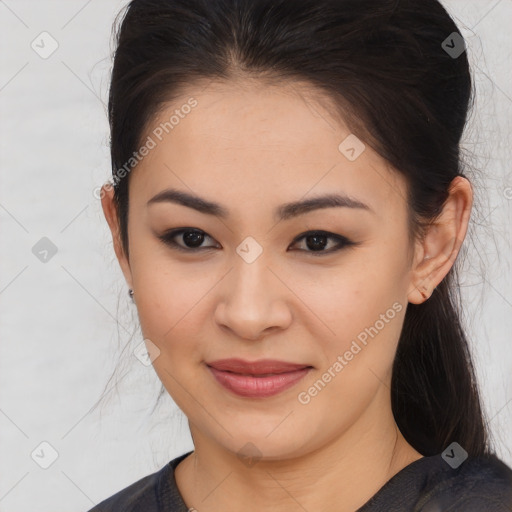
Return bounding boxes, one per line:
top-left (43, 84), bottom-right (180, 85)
top-left (206, 358), bottom-right (312, 375)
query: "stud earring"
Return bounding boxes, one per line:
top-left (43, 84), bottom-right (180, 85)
top-left (128, 288), bottom-right (135, 303)
top-left (420, 284), bottom-right (435, 301)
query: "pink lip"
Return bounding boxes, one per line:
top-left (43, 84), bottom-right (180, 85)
top-left (206, 358), bottom-right (312, 398)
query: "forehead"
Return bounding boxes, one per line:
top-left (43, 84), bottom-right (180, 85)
top-left (130, 79), bottom-right (408, 219)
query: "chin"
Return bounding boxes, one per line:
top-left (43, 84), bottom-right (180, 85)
top-left (213, 426), bottom-right (311, 463)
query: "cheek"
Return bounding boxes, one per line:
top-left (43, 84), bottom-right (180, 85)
top-left (132, 259), bottom-right (225, 385)
top-left (289, 255), bottom-right (404, 336)
top-left (290, 260), bottom-right (408, 388)
top-left (294, 271), bottom-right (406, 422)
top-left (134, 278), bottom-right (208, 407)
top-left (135, 273), bottom-right (209, 343)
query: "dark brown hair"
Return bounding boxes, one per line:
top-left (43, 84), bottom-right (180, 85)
top-left (106, 0), bottom-right (491, 457)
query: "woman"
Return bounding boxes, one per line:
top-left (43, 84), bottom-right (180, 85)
top-left (90, 0), bottom-right (512, 510)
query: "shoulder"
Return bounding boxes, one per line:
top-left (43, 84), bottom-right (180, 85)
top-left (358, 451), bottom-right (512, 512)
top-left (86, 451), bottom-right (193, 512)
top-left (418, 453), bottom-right (512, 511)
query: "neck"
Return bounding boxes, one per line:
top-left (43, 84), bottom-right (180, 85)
top-left (175, 384), bottom-right (423, 512)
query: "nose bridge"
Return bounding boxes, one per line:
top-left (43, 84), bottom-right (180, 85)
top-left (229, 233), bottom-right (272, 296)
top-left (228, 245), bottom-right (273, 311)
top-left (214, 244), bottom-right (290, 339)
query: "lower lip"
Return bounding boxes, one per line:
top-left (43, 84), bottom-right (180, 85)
top-left (207, 366), bottom-right (312, 398)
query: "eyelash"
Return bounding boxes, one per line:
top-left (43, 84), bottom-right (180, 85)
top-left (157, 228), bottom-right (356, 256)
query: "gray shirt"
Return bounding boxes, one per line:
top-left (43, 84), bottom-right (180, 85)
top-left (88, 450), bottom-right (512, 511)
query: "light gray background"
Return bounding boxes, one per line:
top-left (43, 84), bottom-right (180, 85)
top-left (0, 1), bottom-right (511, 510)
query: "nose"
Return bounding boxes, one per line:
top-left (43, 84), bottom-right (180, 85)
top-left (213, 256), bottom-right (293, 341)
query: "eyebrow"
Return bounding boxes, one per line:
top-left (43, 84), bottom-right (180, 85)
top-left (147, 188), bottom-right (374, 221)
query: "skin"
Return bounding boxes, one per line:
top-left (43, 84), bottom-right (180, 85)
top-left (101, 78), bottom-right (473, 512)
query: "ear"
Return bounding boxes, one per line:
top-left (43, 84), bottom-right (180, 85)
top-left (407, 176), bottom-right (473, 304)
top-left (100, 183), bottom-right (133, 290)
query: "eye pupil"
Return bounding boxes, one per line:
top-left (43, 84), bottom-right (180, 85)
top-left (183, 230), bottom-right (204, 247)
top-left (306, 234), bottom-right (328, 251)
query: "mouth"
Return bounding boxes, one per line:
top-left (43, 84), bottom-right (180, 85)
top-left (206, 359), bottom-right (313, 398)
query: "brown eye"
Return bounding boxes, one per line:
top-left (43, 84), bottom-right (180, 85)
top-left (289, 230), bottom-right (355, 256)
top-left (158, 229), bottom-right (218, 251)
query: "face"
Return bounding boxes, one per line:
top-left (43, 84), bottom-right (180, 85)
top-left (104, 79), bottom-right (423, 460)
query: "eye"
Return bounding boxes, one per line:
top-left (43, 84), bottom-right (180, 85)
top-left (289, 230), bottom-right (355, 256)
top-left (158, 228), bottom-right (219, 252)
top-left (157, 228), bottom-right (356, 255)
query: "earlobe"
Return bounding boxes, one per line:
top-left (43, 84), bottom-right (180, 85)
top-left (407, 254), bottom-right (437, 304)
top-left (408, 235), bottom-right (465, 304)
